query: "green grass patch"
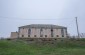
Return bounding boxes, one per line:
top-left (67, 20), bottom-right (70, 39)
top-left (0, 39), bottom-right (85, 55)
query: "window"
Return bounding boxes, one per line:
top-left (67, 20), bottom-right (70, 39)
top-left (28, 35), bottom-right (30, 37)
top-left (51, 35), bottom-right (53, 37)
top-left (65, 29), bottom-right (67, 35)
top-left (40, 28), bottom-right (43, 31)
top-left (34, 35), bottom-right (37, 37)
top-left (22, 35), bottom-right (24, 37)
top-left (28, 28), bottom-right (31, 35)
top-left (61, 29), bottom-right (64, 35)
top-left (62, 35), bottom-right (64, 37)
top-left (61, 29), bottom-right (65, 38)
top-left (51, 29), bottom-right (53, 31)
top-left (45, 35), bottom-right (47, 37)
top-left (40, 28), bottom-right (43, 37)
top-left (55, 39), bottom-right (57, 40)
top-left (51, 29), bottom-right (53, 37)
top-left (40, 35), bottom-right (43, 37)
top-left (56, 35), bottom-right (59, 37)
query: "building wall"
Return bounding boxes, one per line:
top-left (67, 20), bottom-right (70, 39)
top-left (19, 28), bottom-right (67, 38)
top-left (19, 28), bottom-right (28, 38)
top-left (31, 28), bottom-right (40, 38)
top-left (53, 29), bottom-right (61, 38)
top-left (11, 32), bottom-right (18, 38)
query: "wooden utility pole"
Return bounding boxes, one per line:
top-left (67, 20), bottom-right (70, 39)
top-left (75, 17), bottom-right (80, 38)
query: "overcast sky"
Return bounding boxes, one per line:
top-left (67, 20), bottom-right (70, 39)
top-left (0, 0), bottom-right (85, 38)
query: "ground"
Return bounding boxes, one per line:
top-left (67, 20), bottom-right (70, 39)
top-left (0, 39), bottom-right (85, 55)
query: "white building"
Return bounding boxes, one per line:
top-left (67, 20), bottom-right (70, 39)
top-left (15, 24), bottom-right (68, 39)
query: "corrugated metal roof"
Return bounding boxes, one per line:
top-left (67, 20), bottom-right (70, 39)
top-left (19, 24), bottom-right (67, 29)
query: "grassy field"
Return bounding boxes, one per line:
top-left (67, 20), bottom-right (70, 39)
top-left (0, 39), bottom-right (85, 55)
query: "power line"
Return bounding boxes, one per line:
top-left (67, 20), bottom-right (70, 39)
top-left (0, 16), bottom-right (73, 20)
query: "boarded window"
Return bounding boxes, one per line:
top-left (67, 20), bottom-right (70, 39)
top-left (40, 35), bottom-right (43, 37)
top-left (34, 35), bottom-right (37, 37)
top-left (28, 28), bottom-right (31, 35)
top-left (62, 35), bottom-right (64, 37)
top-left (61, 29), bottom-right (64, 37)
top-left (51, 36), bottom-right (53, 37)
top-left (56, 35), bottom-right (59, 37)
top-left (51, 29), bottom-right (53, 37)
top-left (40, 28), bottom-right (43, 37)
top-left (65, 29), bottom-right (67, 35)
top-left (61, 29), bottom-right (64, 34)
top-left (45, 35), bottom-right (47, 37)
top-left (28, 35), bottom-right (30, 37)
top-left (22, 35), bottom-right (24, 37)
top-left (40, 28), bottom-right (43, 31)
top-left (51, 29), bottom-right (53, 31)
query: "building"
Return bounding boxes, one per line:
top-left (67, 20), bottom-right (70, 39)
top-left (11, 32), bottom-right (18, 39)
top-left (11, 24), bottom-right (67, 39)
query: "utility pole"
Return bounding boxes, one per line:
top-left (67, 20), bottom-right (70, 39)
top-left (75, 17), bottom-right (80, 38)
